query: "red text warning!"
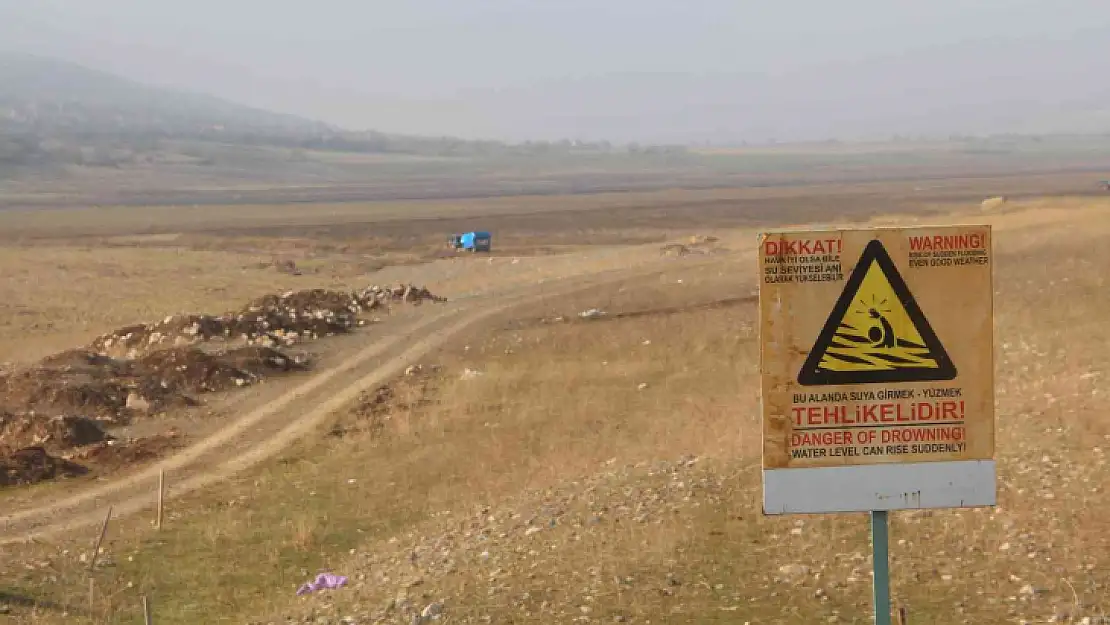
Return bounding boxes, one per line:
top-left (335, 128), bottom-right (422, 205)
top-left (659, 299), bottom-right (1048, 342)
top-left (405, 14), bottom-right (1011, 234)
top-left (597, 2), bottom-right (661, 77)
top-left (907, 233), bottom-right (990, 268)
top-left (907, 233), bottom-right (985, 251)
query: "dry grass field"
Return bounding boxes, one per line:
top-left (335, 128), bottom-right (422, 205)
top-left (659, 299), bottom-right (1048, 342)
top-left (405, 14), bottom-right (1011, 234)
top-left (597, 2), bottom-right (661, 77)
top-left (1, 176), bottom-right (1108, 624)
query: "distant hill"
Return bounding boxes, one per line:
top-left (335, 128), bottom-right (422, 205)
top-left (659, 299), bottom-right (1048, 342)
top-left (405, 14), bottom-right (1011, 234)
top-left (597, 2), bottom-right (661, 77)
top-left (0, 52), bottom-right (631, 172)
top-left (0, 52), bottom-right (336, 140)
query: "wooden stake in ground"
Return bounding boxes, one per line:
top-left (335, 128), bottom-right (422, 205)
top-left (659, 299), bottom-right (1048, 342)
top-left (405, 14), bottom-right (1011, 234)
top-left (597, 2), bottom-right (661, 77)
top-left (156, 470), bottom-right (165, 530)
top-left (897, 606), bottom-right (908, 625)
top-left (88, 577), bottom-right (94, 614)
top-left (142, 595), bottom-right (153, 625)
top-left (88, 506), bottom-right (112, 572)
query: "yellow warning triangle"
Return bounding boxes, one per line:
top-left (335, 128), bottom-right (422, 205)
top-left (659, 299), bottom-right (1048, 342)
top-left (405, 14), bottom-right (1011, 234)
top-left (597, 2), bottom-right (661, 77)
top-left (797, 239), bottom-right (957, 386)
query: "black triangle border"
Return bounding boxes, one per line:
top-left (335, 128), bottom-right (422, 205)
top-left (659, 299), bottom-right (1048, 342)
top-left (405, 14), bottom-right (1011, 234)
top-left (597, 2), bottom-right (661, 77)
top-left (796, 239), bottom-right (958, 386)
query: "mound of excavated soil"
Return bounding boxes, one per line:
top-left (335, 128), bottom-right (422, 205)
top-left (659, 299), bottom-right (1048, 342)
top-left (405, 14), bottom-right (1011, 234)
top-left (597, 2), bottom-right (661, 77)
top-left (0, 344), bottom-right (310, 425)
top-left (0, 412), bottom-right (112, 453)
top-left (0, 282), bottom-right (444, 479)
top-left (660, 243), bottom-right (691, 257)
top-left (136, 345), bottom-right (310, 394)
top-left (136, 347), bottom-right (257, 394)
top-left (0, 363), bottom-right (136, 422)
top-left (246, 288), bottom-right (362, 313)
top-left (37, 348), bottom-right (128, 372)
top-left (660, 237), bottom-right (727, 258)
top-left (74, 431), bottom-right (184, 472)
top-left (0, 446), bottom-right (88, 487)
top-left (3, 356), bottom-right (169, 423)
top-left (221, 345), bottom-right (310, 376)
top-left (90, 283), bottom-right (445, 357)
top-left (0, 429), bottom-right (183, 488)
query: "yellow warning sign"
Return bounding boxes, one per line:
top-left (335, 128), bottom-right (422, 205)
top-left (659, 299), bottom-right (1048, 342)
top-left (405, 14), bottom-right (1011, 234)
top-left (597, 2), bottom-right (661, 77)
top-left (797, 239), bottom-right (956, 385)
top-left (758, 225), bottom-right (995, 475)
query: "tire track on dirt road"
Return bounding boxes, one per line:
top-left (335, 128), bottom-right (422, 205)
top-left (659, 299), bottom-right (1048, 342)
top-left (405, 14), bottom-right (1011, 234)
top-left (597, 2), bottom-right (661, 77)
top-left (0, 257), bottom-right (725, 545)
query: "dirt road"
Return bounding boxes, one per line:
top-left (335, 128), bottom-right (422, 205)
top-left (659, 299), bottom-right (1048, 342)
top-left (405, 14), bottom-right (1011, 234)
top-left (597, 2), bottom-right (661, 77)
top-left (0, 256), bottom-right (720, 545)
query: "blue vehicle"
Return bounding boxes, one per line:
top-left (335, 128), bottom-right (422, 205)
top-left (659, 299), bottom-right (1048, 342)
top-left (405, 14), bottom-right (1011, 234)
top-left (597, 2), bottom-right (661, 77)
top-left (449, 231), bottom-right (492, 252)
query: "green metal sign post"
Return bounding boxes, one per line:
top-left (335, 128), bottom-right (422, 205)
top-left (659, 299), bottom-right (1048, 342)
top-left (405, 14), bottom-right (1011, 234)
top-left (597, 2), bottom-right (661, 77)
top-left (871, 510), bottom-right (892, 625)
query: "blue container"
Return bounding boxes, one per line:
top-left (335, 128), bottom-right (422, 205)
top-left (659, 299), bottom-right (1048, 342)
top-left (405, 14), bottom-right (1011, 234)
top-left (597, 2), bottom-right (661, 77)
top-left (459, 231), bottom-right (492, 252)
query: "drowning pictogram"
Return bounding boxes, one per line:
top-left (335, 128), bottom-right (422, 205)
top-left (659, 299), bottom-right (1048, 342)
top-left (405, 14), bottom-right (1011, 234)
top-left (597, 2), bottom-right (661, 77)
top-left (797, 239), bottom-right (957, 386)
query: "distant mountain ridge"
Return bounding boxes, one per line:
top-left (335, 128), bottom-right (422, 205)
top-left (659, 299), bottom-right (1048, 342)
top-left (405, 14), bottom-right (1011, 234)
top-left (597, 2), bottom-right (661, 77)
top-left (0, 51), bottom-right (636, 172)
top-left (0, 51), bottom-right (335, 138)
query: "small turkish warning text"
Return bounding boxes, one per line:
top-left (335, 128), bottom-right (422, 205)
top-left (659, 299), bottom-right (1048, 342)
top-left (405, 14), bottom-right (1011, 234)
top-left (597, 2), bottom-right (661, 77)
top-left (762, 238), bottom-right (844, 284)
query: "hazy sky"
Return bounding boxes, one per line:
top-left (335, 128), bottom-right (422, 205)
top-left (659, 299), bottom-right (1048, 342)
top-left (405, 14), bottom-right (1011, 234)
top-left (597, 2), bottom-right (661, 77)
top-left (2, 0), bottom-right (1110, 143)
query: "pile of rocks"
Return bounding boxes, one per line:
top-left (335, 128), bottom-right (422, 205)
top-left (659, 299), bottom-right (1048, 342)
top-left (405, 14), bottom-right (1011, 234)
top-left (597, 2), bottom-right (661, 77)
top-left (353, 283), bottom-right (448, 307)
top-left (90, 284), bottom-right (445, 357)
top-left (90, 296), bottom-right (357, 358)
top-left (660, 235), bottom-right (726, 258)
